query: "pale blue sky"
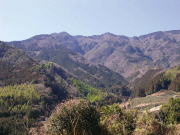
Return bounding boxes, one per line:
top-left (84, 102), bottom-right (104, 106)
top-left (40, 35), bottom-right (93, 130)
top-left (0, 0), bottom-right (180, 41)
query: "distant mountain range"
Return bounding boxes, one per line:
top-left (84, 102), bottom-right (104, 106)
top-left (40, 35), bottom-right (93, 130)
top-left (8, 30), bottom-right (180, 82)
top-left (1, 30), bottom-right (180, 135)
top-left (8, 33), bottom-right (128, 88)
top-left (0, 40), bottom-right (131, 100)
top-left (1, 29), bottom-right (179, 98)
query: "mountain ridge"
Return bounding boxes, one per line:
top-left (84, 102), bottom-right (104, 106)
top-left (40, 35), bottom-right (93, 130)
top-left (8, 30), bottom-right (180, 81)
top-left (8, 36), bottom-right (128, 88)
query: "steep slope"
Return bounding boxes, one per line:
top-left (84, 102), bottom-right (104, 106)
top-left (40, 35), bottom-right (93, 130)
top-left (0, 42), bottom-right (131, 101)
top-left (0, 42), bottom-right (79, 135)
top-left (0, 41), bottom-right (75, 100)
top-left (0, 41), bottom-right (131, 112)
top-left (76, 31), bottom-right (180, 80)
top-left (149, 66), bottom-right (180, 92)
top-left (9, 30), bottom-right (180, 81)
top-left (131, 65), bottom-right (180, 96)
top-left (9, 35), bottom-right (128, 89)
top-left (0, 41), bottom-right (39, 86)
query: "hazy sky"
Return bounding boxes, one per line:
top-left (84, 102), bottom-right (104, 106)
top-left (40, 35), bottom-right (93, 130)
top-left (0, 0), bottom-right (180, 41)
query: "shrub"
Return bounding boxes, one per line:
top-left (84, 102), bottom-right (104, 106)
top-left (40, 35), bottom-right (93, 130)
top-left (100, 104), bottom-right (137, 135)
top-left (134, 112), bottom-right (166, 135)
top-left (72, 80), bottom-right (123, 106)
top-left (73, 80), bottom-right (105, 103)
top-left (47, 99), bottom-right (100, 135)
top-left (159, 98), bottom-right (180, 124)
top-left (0, 84), bottom-right (45, 135)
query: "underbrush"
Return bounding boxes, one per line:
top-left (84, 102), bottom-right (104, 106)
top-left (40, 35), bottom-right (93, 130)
top-left (46, 98), bottom-right (180, 135)
top-left (0, 84), bottom-right (47, 135)
top-left (73, 80), bottom-right (122, 105)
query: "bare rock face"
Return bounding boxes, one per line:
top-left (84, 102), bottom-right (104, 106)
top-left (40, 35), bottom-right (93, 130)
top-left (8, 30), bottom-right (180, 81)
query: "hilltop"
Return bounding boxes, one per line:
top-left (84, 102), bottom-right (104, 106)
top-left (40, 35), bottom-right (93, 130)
top-left (9, 30), bottom-right (180, 81)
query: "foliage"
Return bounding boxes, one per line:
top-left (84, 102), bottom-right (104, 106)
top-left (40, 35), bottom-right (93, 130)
top-left (134, 112), bottom-right (166, 135)
top-left (100, 104), bottom-right (137, 135)
top-left (31, 97), bottom-right (180, 135)
top-left (159, 98), bottom-right (180, 125)
top-left (0, 84), bottom-right (45, 135)
top-left (169, 74), bottom-right (180, 91)
top-left (0, 84), bottom-right (40, 115)
top-left (73, 80), bottom-right (105, 103)
top-left (47, 99), bottom-right (101, 135)
top-left (34, 62), bottom-right (71, 101)
top-left (0, 43), bottom-right (70, 101)
top-left (33, 62), bottom-right (54, 73)
top-left (131, 69), bottom-right (161, 97)
top-left (147, 66), bottom-right (180, 93)
top-left (73, 80), bottom-right (123, 105)
top-left (164, 66), bottom-right (180, 81)
top-left (133, 66), bottom-right (180, 97)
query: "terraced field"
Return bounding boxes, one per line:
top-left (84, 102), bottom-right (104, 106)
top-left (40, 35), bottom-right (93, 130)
top-left (120, 90), bottom-right (180, 111)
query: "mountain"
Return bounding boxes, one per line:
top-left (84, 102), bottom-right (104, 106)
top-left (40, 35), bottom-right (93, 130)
top-left (9, 30), bottom-right (180, 82)
top-left (131, 65), bottom-right (180, 96)
top-left (76, 31), bottom-right (180, 81)
top-left (0, 41), bottom-right (39, 86)
top-left (0, 41), bottom-right (75, 100)
top-left (0, 41), bottom-right (130, 102)
top-left (8, 34), bottom-right (128, 89)
top-left (2, 31), bottom-right (180, 135)
top-left (0, 41), bottom-right (81, 134)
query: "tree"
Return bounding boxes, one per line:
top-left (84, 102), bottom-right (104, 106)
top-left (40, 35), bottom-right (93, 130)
top-left (159, 98), bottom-right (180, 124)
top-left (100, 104), bottom-right (136, 135)
top-left (47, 99), bottom-right (100, 135)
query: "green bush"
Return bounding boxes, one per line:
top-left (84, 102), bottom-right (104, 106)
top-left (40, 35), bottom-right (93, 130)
top-left (72, 80), bottom-right (123, 105)
top-left (73, 80), bottom-right (105, 103)
top-left (134, 112), bottom-right (166, 135)
top-left (159, 98), bottom-right (180, 124)
top-left (0, 84), bottom-right (44, 135)
top-left (47, 99), bottom-right (100, 135)
top-left (100, 104), bottom-right (137, 135)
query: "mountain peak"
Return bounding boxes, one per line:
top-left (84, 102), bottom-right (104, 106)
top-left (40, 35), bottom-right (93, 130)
top-left (9, 30), bottom-right (180, 81)
top-left (52, 32), bottom-right (71, 36)
top-left (103, 32), bottom-right (115, 36)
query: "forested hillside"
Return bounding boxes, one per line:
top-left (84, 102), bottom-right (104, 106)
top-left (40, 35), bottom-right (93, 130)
top-left (9, 30), bottom-right (180, 81)
top-left (9, 36), bottom-right (128, 88)
top-left (1, 30), bottom-right (180, 135)
top-left (0, 42), bottom-right (131, 135)
top-left (131, 66), bottom-right (180, 97)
